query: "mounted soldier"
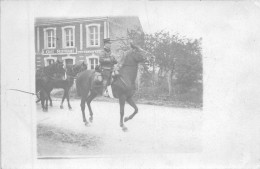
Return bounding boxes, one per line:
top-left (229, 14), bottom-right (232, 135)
top-left (76, 36), bottom-right (154, 130)
top-left (96, 38), bottom-right (118, 96)
top-left (95, 37), bottom-right (149, 97)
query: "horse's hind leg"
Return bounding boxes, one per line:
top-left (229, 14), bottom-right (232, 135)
top-left (45, 92), bottom-right (49, 111)
top-left (124, 97), bottom-right (138, 123)
top-left (60, 89), bottom-right (66, 109)
top-left (40, 92), bottom-right (45, 111)
top-left (48, 94), bottom-right (52, 107)
top-left (60, 88), bottom-right (71, 110)
top-left (119, 95), bottom-right (128, 131)
top-left (81, 96), bottom-right (88, 126)
top-left (40, 90), bottom-right (47, 112)
top-left (86, 92), bottom-right (97, 123)
top-left (45, 97), bottom-right (48, 111)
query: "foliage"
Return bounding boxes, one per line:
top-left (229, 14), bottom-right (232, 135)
top-left (116, 29), bottom-right (203, 106)
top-left (142, 31), bottom-right (203, 95)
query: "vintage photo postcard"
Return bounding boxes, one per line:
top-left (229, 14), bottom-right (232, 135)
top-left (1, 1), bottom-right (260, 169)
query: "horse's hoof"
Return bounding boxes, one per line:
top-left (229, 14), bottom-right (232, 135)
top-left (89, 117), bottom-right (93, 123)
top-left (50, 104), bottom-right (53, 107)
top-left (69, 107), bottom-right (72, 110)
top-left (124, 117), bottom-right (129, 122)
top-left (122, 126), bottom-right (128, 132)
top-left (60, 105), bottom-right (63, 109)
top-left (84, 121), bottom-right (90, 126)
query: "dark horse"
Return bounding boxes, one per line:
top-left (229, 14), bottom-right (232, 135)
top-left (36, 60), bottom-right (65, 111)
top-left (37, 62), bottom-right (87, 110)
top-left (76, 46), bottom-right (153, 131)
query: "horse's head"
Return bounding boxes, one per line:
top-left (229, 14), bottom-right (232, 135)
top-left (55, 60), bottom-right (66, 75)
top-left (67, 62), bottom-right (88, 77)
top-left (129, 43), bottom-right (154, 65)
top-left (43, 60), bottom-right (65, 77)
top-left (80, 62), bottom-right (88, 72)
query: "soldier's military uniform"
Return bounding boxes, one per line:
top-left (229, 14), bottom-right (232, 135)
top-left (98, 38), bottom-right (118, 95)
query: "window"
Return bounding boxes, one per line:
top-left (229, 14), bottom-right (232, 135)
top-left (62, 26), bottom-right (75, 48)
top-left (65, 28), bottom-right (74, 47)
top-left (65, 59), bottom-right (73, 67)
top-left (62, 56), bottom-right (75, 68)
top-left (47, 59), bottom-right (54, 66)
top-left (44, 28), bottom-right (56, 49)
top-left (89, 58), bottom-right (99, 70)
top-left (44, 56), bottom-right (57, 67)
top-left (89, 26), bottom-right (98, 46)
top-left (86, 24), bottom-right (100, 47)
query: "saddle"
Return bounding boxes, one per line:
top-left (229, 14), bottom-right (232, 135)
top-left (94, 65), bottom-right (114, 85)
top-left (93, 71), bottom-right (103, 84)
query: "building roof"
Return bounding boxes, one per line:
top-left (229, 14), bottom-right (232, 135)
top-left (35, 16), bottom-right (143, 32)
top-left (108, 16), bottom-right (143, 40)
top-left (108, 16), bottom-right (143, 32)
top-left (35, 17), bottom-right (108, 26)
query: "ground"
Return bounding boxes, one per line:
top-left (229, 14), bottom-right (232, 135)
top-left (37, 98), bottom-right (202, 157)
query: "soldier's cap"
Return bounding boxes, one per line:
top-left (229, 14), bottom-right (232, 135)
top-left (103, 38), bottom-right (111, 44)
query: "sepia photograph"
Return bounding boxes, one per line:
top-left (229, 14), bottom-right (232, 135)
top-left (1, 1), bottom-right (260, 169)
top-left (35, 15), bottom-right (203, 157)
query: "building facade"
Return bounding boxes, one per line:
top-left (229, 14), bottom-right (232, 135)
top-left (35, 16), bottom-right (143, 70)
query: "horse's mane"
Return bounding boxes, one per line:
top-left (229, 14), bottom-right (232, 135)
top-left (43, 63), bottom-right (59, 76)
top-left (66, 63), bottom-right (87, 77)
top-left (36, 62), bottom-right (64, 79)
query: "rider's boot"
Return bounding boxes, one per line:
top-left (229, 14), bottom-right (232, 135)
top-left (102, 80), bottom-right (108, 97)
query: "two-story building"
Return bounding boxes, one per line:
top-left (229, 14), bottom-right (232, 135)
top-left (35, 16), bottom-right (143, 70)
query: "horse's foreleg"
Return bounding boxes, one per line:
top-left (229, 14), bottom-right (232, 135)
top-left (66, 89), bottom-right (72, 110)
top-left (40, 90), bottom-right (48, 112)
top-left (119, 96), bottom-right (127, 131)
top-left (125, 97), bottom-right (138, 122)
top-left (45, 95), bottom-right (48, 112)
top-left (81, 97), bottom-right (88, 126)
top-left (40, 92), bottom-right (45, 111)
top-left (60, 89), bottom-right (66, 109)
top-left (86, 92), bottom-right (97, 123)
top-left (48, 94), bottom-right (52, 107)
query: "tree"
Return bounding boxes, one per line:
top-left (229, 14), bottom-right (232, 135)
top-left (143, 31), bottom-right (202, 96)
top-left (115, 29), bottom-right (202, 98)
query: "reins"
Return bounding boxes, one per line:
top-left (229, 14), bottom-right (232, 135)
top-left (8, 89), bottom-right (37, 95)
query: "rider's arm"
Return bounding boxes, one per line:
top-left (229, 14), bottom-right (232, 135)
top-left (111, 55), bottom-right (118, 64)
top-left (99, 51), bottom-right (111, 63)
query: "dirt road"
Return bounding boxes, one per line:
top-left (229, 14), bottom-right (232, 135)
top-left (37, 99), bottom-right (202, 157)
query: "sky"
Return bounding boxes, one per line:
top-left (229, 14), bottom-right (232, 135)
top-left (29, 0), bottom-right (260, 69)
top-left (2, 0), bottom-right (260, 93)
top-left (2, 0), bottom-right (260, 92)
top-left (28, 1), bottom-right (260, 39)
